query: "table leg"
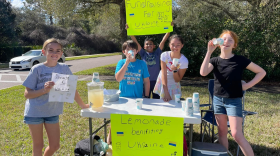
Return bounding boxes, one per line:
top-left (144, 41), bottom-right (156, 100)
top-left (104, 118), bottom-right (107, 142)
top-left (89, 118), bottom-right (93, 156)
top-left (188, 124), bottom-right (193, 156)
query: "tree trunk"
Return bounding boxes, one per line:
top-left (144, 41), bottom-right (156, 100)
top-left (50, 15), bottom-right (53, 25)
top-left (119, 0), bottom-right (127, 58)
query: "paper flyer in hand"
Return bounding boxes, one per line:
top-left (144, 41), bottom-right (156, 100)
top-left (48, 73), bottom-right (78, 103)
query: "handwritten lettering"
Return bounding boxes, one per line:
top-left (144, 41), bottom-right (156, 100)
top-left (131, 127), bottom-right (163, 135)
top-left (126, 0), bottom-right (172, 9)
top-left (128, 141), bottom-right (164, 149)
top-left (121, 115), bottom-right (171, 126)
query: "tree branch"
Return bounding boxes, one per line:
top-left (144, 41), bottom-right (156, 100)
top-left (200, 0), bottom-right (239, 21)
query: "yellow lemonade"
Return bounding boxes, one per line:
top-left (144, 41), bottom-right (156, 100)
top-left (88, 89), bottom-right (104, 108)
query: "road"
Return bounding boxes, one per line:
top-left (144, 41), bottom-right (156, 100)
top-left (0, 55), bottom-right (121, 90)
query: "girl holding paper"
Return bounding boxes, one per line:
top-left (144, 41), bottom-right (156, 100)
top-left (22, 38), bottom-right (89, 156)
top-left (153, 34), bottom-right (189, 102)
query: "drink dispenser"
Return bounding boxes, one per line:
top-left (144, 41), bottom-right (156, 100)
top-left (87, 81), bottom-right (104, 109)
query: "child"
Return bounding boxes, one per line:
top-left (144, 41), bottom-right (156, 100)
top-left (126, 22), bottom-right (173, 99)
top-left (200, 30), bottom-right (266, 156)
top-left (153, 34), bottom-right (189, 102)
top-left (23, 38), bottom-right (89, 156)
top-left (107, 40), bottom-right (150, 143)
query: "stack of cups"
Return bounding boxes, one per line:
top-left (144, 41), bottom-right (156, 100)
top-left (185, 98), bottom-right (193, 117)
top-left (193, 92), bottom-right (200, 113)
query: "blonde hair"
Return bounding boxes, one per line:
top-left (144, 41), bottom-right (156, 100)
top-left (219, 30), bottom-right (238, 50)
top-left (42, 38), bottom-right (63, 50)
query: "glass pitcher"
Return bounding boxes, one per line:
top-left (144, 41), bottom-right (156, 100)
top-left (87, 82), bottom-right (104, 109)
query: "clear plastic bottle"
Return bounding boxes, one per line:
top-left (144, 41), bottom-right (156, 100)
top-left (213, 38), bottom-right (224, 46)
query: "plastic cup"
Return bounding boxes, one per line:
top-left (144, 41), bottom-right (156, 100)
top-left (185, 97), bottom-right (193, 117)
top-left (173, 58), bottom-right (179, 66)
top-left (213, 38), bottom-right (224, 46)
top-left (136, 98), bottom-right (143, 109)
top-left (181, 101), bottom-right (186, 111)
top-left (128, 50), bottom-right (134, 59)
top-left (175, 94), bottom-right (181, 103)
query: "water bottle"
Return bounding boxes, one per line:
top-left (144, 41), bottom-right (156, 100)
top-left (93, 141), bottom-right (102, 154)
top-left (193, 92), bottom-right (200, 113)
top-left (185, 97), bottom-right (193, 117)
top-left (128, 50), bottom-right (134, 58)
top-left (213, 38), bottom-right (224, 46)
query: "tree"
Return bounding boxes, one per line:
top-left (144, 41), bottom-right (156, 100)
top-left (0, 0), bottom-right (17, 46)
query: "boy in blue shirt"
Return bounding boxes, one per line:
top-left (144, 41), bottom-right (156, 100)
top-left (107, 40), bottom-right (150, 144)
top-left (125, 22), bottom-right (173, 99)
top-left (115, 40), bottom-right (150, 98)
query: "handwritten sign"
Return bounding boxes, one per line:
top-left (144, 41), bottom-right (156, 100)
top-left (111, 114), bottom-right (183, 156)
top-left (48, 73), bottom-right (78, 103)
top-left (126, 0), bottom-right (173, 35)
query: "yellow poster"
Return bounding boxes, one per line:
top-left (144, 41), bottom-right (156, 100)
top-left (111, 114), bottom-right (183, 156)
top-left (125, 0), bottom-right (173, 35)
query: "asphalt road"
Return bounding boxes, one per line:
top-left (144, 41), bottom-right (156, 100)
top-left (0, 55), bottom-right (122, 90)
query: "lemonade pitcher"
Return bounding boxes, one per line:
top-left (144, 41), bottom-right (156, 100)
top-left (87, 81), bottom-right (104, 109)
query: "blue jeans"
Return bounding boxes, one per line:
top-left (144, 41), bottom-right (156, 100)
top-left (24, 115), bottom-right (59, 124)
top-left (213, 96), bottom-right (243, 117)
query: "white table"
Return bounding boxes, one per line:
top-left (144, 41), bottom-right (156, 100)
top-left (81, 97), bottom-right (201, 156)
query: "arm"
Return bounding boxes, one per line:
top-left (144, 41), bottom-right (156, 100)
top-left (130, 36), bottom-right (142, 52)
top-left (115, 62), bottom-right (129, 82)
top-left (161, 60), bottom-right (168, 94)
top-left (143, 77), bottom-right (150, 97)
top-left (159, 22), bottom-right (173, 50)
top-left (242, 62), bottom-right (266, 90)
top-left (126, 24), bottom-right (142, 52)
top-left (200, 39), bottom-right (216, 76)
top-left (24, 81), bottom-right (54, 99)
top-left (74, 90), bottom-right (89, 109)
top-left (161, 60), bottom-right (172, 101)
top-left (159, 32), bottom-right (170, 51)
top-left (173, 68), bottom-right (187, 82)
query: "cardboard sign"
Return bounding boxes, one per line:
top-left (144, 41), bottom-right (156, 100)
top-left (48, 73), bottom-right (78, 103)
top-left (126, 0), bottom-right (173, 35)
top-left (111, 114), bottom-right (183, 156)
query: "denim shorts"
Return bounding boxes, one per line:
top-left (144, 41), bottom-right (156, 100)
top-left (24, 116), bottom-right (59, 124)
top-left (213, 96), bottom-right (243, 117)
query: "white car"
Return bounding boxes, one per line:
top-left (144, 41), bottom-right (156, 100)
top-left (9, 50), bottom-right (66, 70)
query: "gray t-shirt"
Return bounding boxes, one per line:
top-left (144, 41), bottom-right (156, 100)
top-left (23, 63), bottom-right (72, 117)
top-left (139, 47), bottom-right (162, 81)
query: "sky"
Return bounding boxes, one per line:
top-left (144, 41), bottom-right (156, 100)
top-left (11, 0), bottom-right (25, 8)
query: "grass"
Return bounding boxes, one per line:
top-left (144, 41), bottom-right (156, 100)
top-left (1, 63), bottom-right (279, 155)
top-left (65, 52), bottom-right (122, 61)
top-left (74, 63), bottom-right (117, 76)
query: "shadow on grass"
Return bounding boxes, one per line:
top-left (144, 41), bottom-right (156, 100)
top-left (184, 129), bottom-right (280, 156)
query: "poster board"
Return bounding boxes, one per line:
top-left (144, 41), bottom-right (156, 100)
top-left (126, 0), bottom-right (173, 35)
top-left (48, 73), bottom-right (78, 103)
top-left (111, 114), bottom-right (183, 156)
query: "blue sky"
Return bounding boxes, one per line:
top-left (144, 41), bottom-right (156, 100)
top-left (11, 0), bottom-right (25, 8)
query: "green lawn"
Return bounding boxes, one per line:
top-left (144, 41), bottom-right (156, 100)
top-left (74, 63), bottom-right (117, 76)
top-left (65, 52), bottom-right (121, 61)
top-left (1, 64), bottom-right (279, 155)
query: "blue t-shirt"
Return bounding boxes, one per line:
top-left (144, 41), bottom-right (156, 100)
top-left (22, 63), bottom-right (72, 117)
top-left (115, 59), bottom-right (150, 98)
top-left (139, 47), bottom-right (162, 81)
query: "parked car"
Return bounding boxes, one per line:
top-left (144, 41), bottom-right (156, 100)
top-left (9, 50), bottom-right (66, 70)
